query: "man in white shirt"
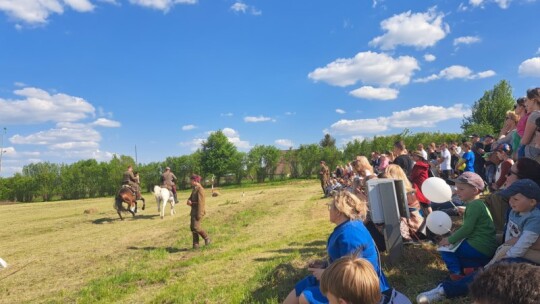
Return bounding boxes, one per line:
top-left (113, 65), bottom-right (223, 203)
top-left (438, 143), bottom-right (452, 180)
top-left (418, 143), bottom-right (428, 160)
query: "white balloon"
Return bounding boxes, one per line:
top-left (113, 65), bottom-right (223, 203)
top-left (426, 211), bottom-right (452, 235)
top-left (421, 177), bottom-right (452, 203)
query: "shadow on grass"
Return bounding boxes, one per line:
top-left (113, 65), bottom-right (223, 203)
top-left (91, 217), bottom-right (117, 224)
top-left (253, 240), bottom-right (326, 262)
top-left (127, 246), bottom-right (189, 253)
top-left (92, 214), bottom-right (160, 224)
top-left (243, 241), bottom-right (326, 303)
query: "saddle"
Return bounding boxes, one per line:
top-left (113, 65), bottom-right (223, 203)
top-left (120, 184), bottom-right (136, 196)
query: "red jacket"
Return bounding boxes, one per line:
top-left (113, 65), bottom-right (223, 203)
top-left (411, 161), bottom-right (430, 203)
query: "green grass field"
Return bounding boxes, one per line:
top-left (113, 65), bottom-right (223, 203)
top-left (0, 180), bottom-right (465, 303)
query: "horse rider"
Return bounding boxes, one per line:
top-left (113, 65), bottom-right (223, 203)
top-left (161, 167), bottom-right (178, 202)
top-left (122, 165), bottom-right (144, 203)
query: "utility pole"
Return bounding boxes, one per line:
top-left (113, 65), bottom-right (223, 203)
top-left (134, 145), bottom-right (138, 166)
top-left (0, 127), bottom-right (7, 175)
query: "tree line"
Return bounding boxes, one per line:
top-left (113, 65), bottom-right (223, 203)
top-left (0, 80), bottom-right (514, 203)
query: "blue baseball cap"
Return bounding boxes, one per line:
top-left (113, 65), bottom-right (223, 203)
top-left (499, 179), bottom-right (540, 202)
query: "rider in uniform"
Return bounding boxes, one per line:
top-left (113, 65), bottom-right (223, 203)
top-left (122, 165), bottom-right (144, 203)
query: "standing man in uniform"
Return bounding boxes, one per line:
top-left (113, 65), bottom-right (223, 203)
top-left (161, 167), bottom-right (178, 203)
top-left (123, 165), bottom-right (144, 204)
top-left (187, 174), bottom-right (211, 249)
top-left (319, 161), bottom-right (330, 196)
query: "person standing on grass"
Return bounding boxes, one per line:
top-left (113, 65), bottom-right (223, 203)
top-left (437, 172), bottom-right (497, 280)
top-left (187, 174), bottom-right (211, 249)
top-left (319, 161), bottom-right (330, 196)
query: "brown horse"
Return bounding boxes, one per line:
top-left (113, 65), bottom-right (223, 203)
top-left (114, 186), bottom-right (146, 220)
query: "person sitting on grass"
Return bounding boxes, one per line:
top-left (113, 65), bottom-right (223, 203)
top-left (416, 178), bottom-right (540, 303)
top-left (319, 256), bottom-right (382, 304)
top-left (469, 263), bottom-right (540, 304)
top-left (438, 172), bottom-right (497, 280)
top-left (283, 191), bottom-right (399, 304)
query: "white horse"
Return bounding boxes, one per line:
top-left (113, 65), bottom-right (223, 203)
top-left (153, 185), bottom-right (176, 219)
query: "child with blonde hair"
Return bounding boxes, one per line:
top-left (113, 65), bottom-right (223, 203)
top-left (320, 256), bottom-right (381, 304)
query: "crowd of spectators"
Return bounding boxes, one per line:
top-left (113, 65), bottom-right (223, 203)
top-left (296, 88), bottom-right (540, 304)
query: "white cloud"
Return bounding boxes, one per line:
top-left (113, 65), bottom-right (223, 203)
top-left (49, 141), bottom-right (99, 150)
top-left (182, 124), bottom-right (196, 131)
top-left (0, 0), bottom-right (95, 24)
top-left (220, 112), bottom-right (233, 117)
top-left (349, 86), bottom-right (399, 100)
top-left (414, 65), bottom-right (496, 83)
top-left (369, 7), bottom-right (449, 50)
top-left (230, 2), bottom-right (261, 15)
top-left (275, 139), bottom-right (293, 148)
top-left (222, 127), bottom-right (251, 149)
top-left (389, 104), bottom-right (470, 128)
top-left (0, 0), bottom-right (198, 24)
top-left (424, 54), bottom-right (436, 62)
top-left (308, 51), bottom-right (419, 87)
top-left (536, 47), bottom-right (540, 55)
top-left (230, 2), bottom-right (247, 13)
top-left (518, 57), bottom-right (540, 77)
top-left (180, 138), bottom-right (205, 151)
top-left (285, 112), bottom-right (296, 116)
top-left (327, 104), bottom-right (470, 135)
top-left (63, 0), bottom-right (95, 12)
top-left (469, 0), bottom-right (484, 6)
top-left (468, 0), bottom-right (513, 9)
top-left (10, 125), bottom-right (101, 145)
top-left (91, 118), bottom-right (121, 127)
top-left (336, 109), bottom-right (346, 114)
top-left (129, 0), bottom-right (197, 11)
top-left (494, 0), bottom-right (511, 9)
top-left (0, 87), bottom-right (95, 124)
top-left (244, 115), bottom-right (273, 123)
top-left (453, 36), bottom-right (481, 46)
top-left (329, 118), bottom-right (390, 135)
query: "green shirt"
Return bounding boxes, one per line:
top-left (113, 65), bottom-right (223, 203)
top-left (448, 199), bottom-right (498, 257)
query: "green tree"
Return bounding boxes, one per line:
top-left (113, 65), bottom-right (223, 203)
top-left (320, 146), bottom-right (342, 171)
top-left (462, 80), bottom-right (515, 136)
top-left (319, 133), bottom-right (336, 148)
top-left (200, 130), bottom-right (238, 186)
top-left (247, 145), bottom-right (281, 182)
top-left (283, 148), bottom-right (301, 178)
top-left (296, 144), bottom-right (321, 178)
top-left (22, 162), bottom-right (60, 201)
top-left (229, 151), bottom-right (247, 184)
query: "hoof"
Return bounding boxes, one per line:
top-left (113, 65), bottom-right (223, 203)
top-left (142, 205), bottom-right (145, 211)
top-left (160, 215), bottom-right (164, 219)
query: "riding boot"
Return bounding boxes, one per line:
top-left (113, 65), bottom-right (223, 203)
top-left (199, 231), bottom-right (211, 246)
top-left (192, 232), bottom-right (200, 249)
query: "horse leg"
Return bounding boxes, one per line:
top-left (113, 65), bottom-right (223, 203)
top-left (161, 198), bottom-right (165, 219)
top-left (170, 199), bottom-right (176, 215)
top-left (118, 210), bottom-right (124, 221)
top-left (141, 196), bottom-right (145, 210)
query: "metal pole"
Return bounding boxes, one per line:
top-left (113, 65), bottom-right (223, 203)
top-left (0, 127), bottom-right (6, 175)
top-left (134, 145), bottom-right (138, 166)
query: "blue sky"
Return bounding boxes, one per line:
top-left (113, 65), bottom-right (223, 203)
top-left (1, 0), bottom-right (540, 177)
